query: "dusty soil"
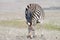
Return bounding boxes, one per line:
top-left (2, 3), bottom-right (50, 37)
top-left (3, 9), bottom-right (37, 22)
top-left (0, 26), bottom-right (60, 40)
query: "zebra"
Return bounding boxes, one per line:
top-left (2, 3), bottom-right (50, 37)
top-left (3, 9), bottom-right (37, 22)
top-left (25, 3), bottom-right (45, 38)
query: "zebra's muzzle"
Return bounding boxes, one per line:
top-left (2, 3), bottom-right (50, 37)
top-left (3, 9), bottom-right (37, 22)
top-left (27, 22), bottom-right (30, 25)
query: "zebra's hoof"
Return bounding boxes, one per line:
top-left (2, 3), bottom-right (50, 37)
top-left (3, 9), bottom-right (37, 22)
top-left (27, 35), bottom-right (33, 39)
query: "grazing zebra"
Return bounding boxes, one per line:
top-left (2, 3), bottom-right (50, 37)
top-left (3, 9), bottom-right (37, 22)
top-left (25, 3), bottom-right (45, 38)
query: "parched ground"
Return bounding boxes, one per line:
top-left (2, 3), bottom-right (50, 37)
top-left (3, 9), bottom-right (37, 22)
top-left (0, 26), bottom-right (60, 40)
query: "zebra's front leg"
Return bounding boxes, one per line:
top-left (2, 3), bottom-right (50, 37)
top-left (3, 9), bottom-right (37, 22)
top-left (31, 25), bottom-right (35, 38)
top-left (27, 22), bottom-right (35, 38)
top-left (31, 20), bottom-right (36, 38)
top-left (39, 19), bottom-right (44, 37)
top-left (27, 22), bottom-right (34, 38)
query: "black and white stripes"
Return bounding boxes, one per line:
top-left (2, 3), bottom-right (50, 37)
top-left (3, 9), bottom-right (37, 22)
top-left (25, 4), bottom-right (45, 38)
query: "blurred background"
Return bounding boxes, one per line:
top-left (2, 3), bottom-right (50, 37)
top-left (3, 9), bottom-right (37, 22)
top-left (0, 0), bottom-right (60, 30)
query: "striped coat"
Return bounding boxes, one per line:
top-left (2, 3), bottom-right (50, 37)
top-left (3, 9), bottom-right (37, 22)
top-left (25, 3), bottom-right (45, 26)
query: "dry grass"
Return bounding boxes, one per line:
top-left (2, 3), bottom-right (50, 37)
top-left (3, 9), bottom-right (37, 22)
top-left (0, 20), bottom-right (27, 28)
top-left (0, 19), bottom-right (60, 31)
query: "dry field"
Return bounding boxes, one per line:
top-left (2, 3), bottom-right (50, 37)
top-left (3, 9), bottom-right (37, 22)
top-left (0, 10), bottom-right (60, 40)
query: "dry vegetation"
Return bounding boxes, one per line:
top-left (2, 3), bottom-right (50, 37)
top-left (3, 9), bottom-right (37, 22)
top-left (0, 10), bottom-right (60, 30)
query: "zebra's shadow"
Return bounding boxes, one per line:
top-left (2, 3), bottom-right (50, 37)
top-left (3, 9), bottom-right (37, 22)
top-left (16, 34), bottom-right (47, 40)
